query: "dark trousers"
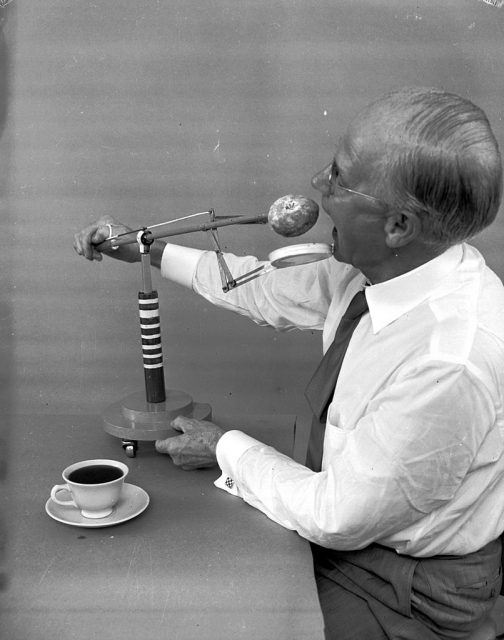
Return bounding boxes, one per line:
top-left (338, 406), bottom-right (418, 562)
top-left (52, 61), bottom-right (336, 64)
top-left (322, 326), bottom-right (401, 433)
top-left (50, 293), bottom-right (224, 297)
top-left (311, 539), bottom-right (502, 640)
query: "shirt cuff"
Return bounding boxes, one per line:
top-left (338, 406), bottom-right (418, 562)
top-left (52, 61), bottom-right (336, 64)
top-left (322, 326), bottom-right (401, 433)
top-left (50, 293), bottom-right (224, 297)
top-left (160, 243), bottom-right (206, 289)
top-left (214, 430), bottom-right (262, 497)
top-left (215, 429), bottom-right (262, 478)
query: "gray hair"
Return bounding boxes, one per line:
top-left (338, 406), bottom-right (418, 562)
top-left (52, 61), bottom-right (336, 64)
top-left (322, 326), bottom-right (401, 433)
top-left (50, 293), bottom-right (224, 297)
top-left (360, 87), bottom-right (502, 248)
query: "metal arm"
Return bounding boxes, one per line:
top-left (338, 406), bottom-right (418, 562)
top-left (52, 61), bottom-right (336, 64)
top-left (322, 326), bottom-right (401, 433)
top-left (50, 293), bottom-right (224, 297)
top-left (97, 209), bottom-right (272, 292)
top-left (96, 212), bottom-right (268, 253)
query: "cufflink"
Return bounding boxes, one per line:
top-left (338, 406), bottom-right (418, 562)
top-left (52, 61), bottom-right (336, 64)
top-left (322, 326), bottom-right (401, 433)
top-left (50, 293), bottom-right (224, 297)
top-left (225, 477), bottom-right (234, 489)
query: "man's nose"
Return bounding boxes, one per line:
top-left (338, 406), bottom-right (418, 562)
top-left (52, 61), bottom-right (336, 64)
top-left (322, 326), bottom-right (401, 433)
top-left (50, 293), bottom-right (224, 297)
top-left (311, 163), bottom-right (331, 195)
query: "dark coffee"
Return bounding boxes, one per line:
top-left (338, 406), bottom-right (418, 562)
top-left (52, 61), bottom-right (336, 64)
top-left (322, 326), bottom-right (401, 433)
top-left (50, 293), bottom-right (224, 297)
top-left (68, 464), bottom-right (123, 484)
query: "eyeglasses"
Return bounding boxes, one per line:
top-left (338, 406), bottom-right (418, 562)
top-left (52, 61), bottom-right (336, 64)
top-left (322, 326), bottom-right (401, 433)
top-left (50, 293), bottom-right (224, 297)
top-left (328, 160), bottom-right (382, 204)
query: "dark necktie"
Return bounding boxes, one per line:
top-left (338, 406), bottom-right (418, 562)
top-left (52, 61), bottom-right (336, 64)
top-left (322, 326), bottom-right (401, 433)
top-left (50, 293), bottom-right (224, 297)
top-left (304, 290), bottom-right (369, 471)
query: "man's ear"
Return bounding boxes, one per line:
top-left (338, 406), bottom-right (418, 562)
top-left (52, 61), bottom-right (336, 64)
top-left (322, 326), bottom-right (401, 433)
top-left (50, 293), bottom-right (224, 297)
top-left (383, 211), bottom-right (421, 249)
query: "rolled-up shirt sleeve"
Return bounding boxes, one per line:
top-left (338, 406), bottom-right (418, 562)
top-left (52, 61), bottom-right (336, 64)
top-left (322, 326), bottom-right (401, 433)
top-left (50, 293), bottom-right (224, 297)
top-left (160, 243), bottom-right (336, 331)
top-left (193, 251), bottom-right (333, 331)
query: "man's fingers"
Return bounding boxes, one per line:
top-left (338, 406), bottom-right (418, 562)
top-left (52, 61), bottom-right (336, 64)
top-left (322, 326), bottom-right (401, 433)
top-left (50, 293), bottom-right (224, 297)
top-left (155, 434), bottom-right (214, 469)
top-left (170, 416), bottom-right (188, 433)
top-left (155, 430), bottom-right (219, 470)
top-left (170, 415), bottom-right (208, 434)
top-left (73, 225), bottom-right (104, 260)
top-left (155, 433), bottom-right (187, 455)
top-left (73, 216), bottom-right (119, 261)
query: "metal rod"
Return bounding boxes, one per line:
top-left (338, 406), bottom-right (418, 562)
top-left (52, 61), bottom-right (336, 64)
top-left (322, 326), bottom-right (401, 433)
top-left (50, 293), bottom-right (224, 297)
top-left (232, 264), bottom-right (267, 282)
top-left (228, 264), bottom-right (275, 289)
top-left (140, 253), bottom-right (153, 294)
top-left (96, 213), bottom-right (269, 252)
top-left (147, 211), bottom-right (211, 228)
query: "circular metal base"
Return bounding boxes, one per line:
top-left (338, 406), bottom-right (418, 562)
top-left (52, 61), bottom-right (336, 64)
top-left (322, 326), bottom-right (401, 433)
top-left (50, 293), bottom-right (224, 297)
top-left (103, 389), bottom-right (212, 442)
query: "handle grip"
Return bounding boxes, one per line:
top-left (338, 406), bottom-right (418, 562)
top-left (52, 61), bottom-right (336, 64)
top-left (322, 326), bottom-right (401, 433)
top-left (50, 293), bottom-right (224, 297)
top-left (50, 484), bottom-right (77, 508)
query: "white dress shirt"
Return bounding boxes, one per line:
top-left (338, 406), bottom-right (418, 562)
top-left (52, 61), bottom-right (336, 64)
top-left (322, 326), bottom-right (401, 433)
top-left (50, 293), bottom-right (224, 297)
top-left (161, 242), bottom-right (504, 557)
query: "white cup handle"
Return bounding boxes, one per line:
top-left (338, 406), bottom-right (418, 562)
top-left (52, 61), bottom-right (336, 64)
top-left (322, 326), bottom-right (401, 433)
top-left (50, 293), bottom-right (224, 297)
top-left (50, 484), bottom-right (77, 508)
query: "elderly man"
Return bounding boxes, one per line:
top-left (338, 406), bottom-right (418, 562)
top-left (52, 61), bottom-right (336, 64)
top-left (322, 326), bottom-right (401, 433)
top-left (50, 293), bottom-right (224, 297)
top-left (74, 87), bottom-right (504, 639)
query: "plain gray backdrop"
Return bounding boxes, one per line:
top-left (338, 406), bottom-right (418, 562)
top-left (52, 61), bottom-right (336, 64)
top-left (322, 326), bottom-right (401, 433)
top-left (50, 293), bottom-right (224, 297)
top-left (0, 0), bottom-right (503, 421)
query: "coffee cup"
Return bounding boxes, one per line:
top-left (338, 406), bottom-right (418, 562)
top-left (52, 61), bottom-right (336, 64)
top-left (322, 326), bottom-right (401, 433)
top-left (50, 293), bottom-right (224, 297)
top-left (50, 459), bottom-right (129, 519)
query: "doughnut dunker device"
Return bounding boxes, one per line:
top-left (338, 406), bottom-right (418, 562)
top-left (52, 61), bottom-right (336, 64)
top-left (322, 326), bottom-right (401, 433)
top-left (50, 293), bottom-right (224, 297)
top-left (95, 198), bottom-right (332, 456)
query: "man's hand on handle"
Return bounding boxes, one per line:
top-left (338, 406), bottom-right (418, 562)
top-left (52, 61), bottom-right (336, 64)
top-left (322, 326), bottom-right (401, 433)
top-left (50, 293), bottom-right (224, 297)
top-left (73, 216), bottom-right (141, 263)
top-left (74, 216), bottom-right (168, 267)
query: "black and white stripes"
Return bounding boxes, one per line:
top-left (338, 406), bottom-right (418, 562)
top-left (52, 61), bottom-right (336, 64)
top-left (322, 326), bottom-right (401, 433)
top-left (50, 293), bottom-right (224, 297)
top-left (138, 291), bottom-right (166, 403)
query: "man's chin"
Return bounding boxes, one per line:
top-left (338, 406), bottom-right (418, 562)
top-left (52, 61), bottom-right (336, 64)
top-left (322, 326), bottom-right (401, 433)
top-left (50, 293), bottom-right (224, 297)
top-left (331, 243), bottom-right (353, 267)
top-left (331, 246), bottom-right (344, 263)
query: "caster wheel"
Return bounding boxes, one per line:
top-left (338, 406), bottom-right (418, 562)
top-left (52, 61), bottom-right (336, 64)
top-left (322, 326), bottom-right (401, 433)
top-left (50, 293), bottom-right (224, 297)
top-left (122, 440), bottom-right (138, 458)
top-left (124, 445), bottom-right (136, 458)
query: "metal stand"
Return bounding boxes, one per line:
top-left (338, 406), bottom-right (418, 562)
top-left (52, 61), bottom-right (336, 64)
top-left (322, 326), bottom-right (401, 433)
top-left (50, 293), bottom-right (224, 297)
top-left (102, 230), bottom-right (211, 457)
top-left (98, 207), bottom-right (327, 456)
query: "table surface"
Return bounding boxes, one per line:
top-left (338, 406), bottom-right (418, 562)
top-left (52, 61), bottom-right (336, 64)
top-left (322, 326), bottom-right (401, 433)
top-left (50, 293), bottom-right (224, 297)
top-left (0, 413), bottom-right (324, 640)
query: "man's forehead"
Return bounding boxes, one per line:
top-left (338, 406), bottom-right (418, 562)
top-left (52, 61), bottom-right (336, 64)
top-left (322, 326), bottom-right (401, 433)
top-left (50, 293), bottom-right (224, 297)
top-left (348, 114), bottom-right (389, 150)
top-left (335, 124), bottom-right (382, 169)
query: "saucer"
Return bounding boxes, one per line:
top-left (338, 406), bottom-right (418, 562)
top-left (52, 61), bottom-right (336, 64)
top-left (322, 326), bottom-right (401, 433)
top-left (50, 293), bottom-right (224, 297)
top-left (45, 483), bottom-right (150, 528)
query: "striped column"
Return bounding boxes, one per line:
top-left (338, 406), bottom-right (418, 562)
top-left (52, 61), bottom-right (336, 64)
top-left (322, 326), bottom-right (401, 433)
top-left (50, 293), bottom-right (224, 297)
top-left (138, 291), bottom-right (166, 403)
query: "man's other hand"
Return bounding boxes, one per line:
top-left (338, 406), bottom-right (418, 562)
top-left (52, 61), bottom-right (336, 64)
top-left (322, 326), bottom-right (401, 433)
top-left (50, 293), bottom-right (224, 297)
top-left (155, 416), bottom-right (224, 470)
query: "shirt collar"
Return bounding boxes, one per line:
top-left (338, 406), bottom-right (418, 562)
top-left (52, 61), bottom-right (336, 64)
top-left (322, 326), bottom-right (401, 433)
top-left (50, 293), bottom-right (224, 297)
top-left (365, 244), bottom-right (464, 334)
